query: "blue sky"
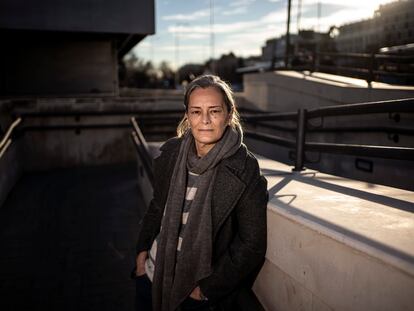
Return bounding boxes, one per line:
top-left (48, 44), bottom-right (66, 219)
top-left (131, 0), bottom-right (394, 68)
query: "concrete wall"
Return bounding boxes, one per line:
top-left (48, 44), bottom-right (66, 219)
top-left (255, 210), bottom-right (414, 311)
top-left (242, 71), bottom-right (414, 191)
top-left (0, 97), bottom-right (184, 171)
top-left (3, 98), bottom-right (161, 171)
top-left (244, 71), bottom-right (414, 111)
top-left (0, 0), bottom-right (155, 34)
top-left (0, 0), bottom-right (154, 96)
top-left (22, 121), bottom-right (134, 171)
top-left (253, 157), bottom-right (414, 311)
top-left (20, 116), bottom-right (135, 171)
top-left (2, 38), bottom-right (118, 96)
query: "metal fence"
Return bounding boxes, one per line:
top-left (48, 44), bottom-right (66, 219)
top-left (3, 97), bottom-right (414, 176)
top-left (243, 97), bottom-right (414, 171)
top-left (270, 51), bottom-right (414, 85)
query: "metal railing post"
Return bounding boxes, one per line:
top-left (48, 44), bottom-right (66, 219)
top-left (293, 109), bottom-right (306, 171)
top-left (311, 51), bottom-right (317, 73)
top-left (367, 52), bottom-right (375, 86)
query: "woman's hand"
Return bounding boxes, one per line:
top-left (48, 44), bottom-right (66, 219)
top-left (189, 286), bottom-right (204, 301)
top-left (135, 251), bottom-right (148, 277)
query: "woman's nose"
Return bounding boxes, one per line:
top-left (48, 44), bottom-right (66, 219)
top-left (202, 112), bottom-right (211, 124)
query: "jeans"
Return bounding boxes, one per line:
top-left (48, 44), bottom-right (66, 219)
top-left (135, 274), bottom-right (152, 311)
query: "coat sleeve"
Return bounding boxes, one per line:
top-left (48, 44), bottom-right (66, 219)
top-left (135, 197), bottom-right (164, 254)
top-left (135, 137), bottom-right (180, 254)
top-left (198, 169), bottom-right (268, 302)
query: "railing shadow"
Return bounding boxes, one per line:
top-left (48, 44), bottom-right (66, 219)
top-left (264, 168), bottom-right (414, 214)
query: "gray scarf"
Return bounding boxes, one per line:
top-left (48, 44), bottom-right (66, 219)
top-left (153, 126), bottom-right (242, 311)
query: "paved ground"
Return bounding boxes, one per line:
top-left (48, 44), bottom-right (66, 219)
top-left (0, 164), bottom-right (144, 311)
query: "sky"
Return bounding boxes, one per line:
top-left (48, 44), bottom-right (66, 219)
top-left (131, 0), bottom-right (395, 69)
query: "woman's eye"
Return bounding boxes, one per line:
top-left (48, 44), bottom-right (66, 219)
top-left (191, 111), bottom-right (200, 115)
top-left (211, 110), bottom-right (221, 114)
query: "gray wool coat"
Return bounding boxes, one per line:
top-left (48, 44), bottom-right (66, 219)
top-left (135, 137), bottom-right (268, 310)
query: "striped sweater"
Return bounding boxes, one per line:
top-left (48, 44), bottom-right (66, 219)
top-left (144, 170), bottom-right (200, 281)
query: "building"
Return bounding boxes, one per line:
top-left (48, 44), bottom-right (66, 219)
top-left (378, 0), bottom-right (414, 48)
top-left (0, 0), bottom-right (155, 96)
top-left (261, 35), bottom-right (298, 63)
top-left (335, 19), bottom-right (379, 53)
top-left (335, 0), bottom-right (414, 53)
top-left (261, 30), bottom-right (334, 66)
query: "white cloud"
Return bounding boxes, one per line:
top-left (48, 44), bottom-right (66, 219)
top-left (218, 24), bottom-right (285, 57)
top-left (221, 6), bottom-right (247, 16)
top-left (229, 0), bottom-right (256, 8)
top-left (156, 45), bottom-right (206, 52)
top-left (179, 33), bottom-right (209, 40)
top-left (168, 8), bottom-right (287, 35)
top-left (297, 0), bottom-right (394, 31)
top-left (162, 8), bottom-right (210, 21)
top-left (303, 0), bottom-right (392, 7)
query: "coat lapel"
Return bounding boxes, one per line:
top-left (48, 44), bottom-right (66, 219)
top-left (212, 161), bottom-right (246, 239)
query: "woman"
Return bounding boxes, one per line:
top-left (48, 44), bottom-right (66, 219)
top-left (133, 75), bottom-right (268, 311)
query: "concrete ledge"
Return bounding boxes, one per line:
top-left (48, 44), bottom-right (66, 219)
top-left (244, 71), bottom-right (414, 111)
top-left (254, 156), bottom-right (414, 311)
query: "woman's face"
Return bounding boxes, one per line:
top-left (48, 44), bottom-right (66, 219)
top-left (187, 87), bottom-right (231, 156)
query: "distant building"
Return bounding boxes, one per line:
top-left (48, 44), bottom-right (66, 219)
top-left (378, 0), bottom-right (414, 48)
top-left (261, 30), bottom-right (334, 64)
top-left (335, 0), bottom-right (414, 53)
top-left (335, 19), bottom-right (379, 53)
top-left (261, 35), bottom-right (298, 62)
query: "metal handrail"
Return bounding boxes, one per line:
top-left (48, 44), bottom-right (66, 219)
top-left (242, 97), bottom-right (414, 171)
top-left (288, 50), bottom-right (414, 84)
top-left (243, 98), bottom-right (414, 120)
top-left (14, 109), bottom-right (184, 118)
top-left (243, 111), bottom-right (297, 122)
top-left (245, 119), bottom-right (414, 135)
top-left (316, 51), bottom-right (414, 61)
top-left (6, 97), bottom-right (414, 174)
top-left (306, 97), bottom-right (414, 118)
top-left (131, 117), bottom-right (152, 165)
top-left (0, 118), bottom-right (22, 159)
top-left (130, 117), bottom-right (154, 186)
top-left (305, 142), bottom-right (414, 161)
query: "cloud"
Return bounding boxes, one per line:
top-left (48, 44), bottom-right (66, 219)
top-left (297, 0), bottom-right (393, 31)
top-left (303, 0), bottom-right (392, 7)
top-left (179, 33), bottom-right (209, 40)
top-left (217, 24), bottom-right (286, 57)
top-left (221, 6), bottom-right (248, 16)
top-left (229, 0), bottom-right (256, 8)
top-left (162, 8), bottom-right (210, 21)
top-left (156, 45), bottom-right (206, 52)
top-left (168, 8), bottom-right (287, 35)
